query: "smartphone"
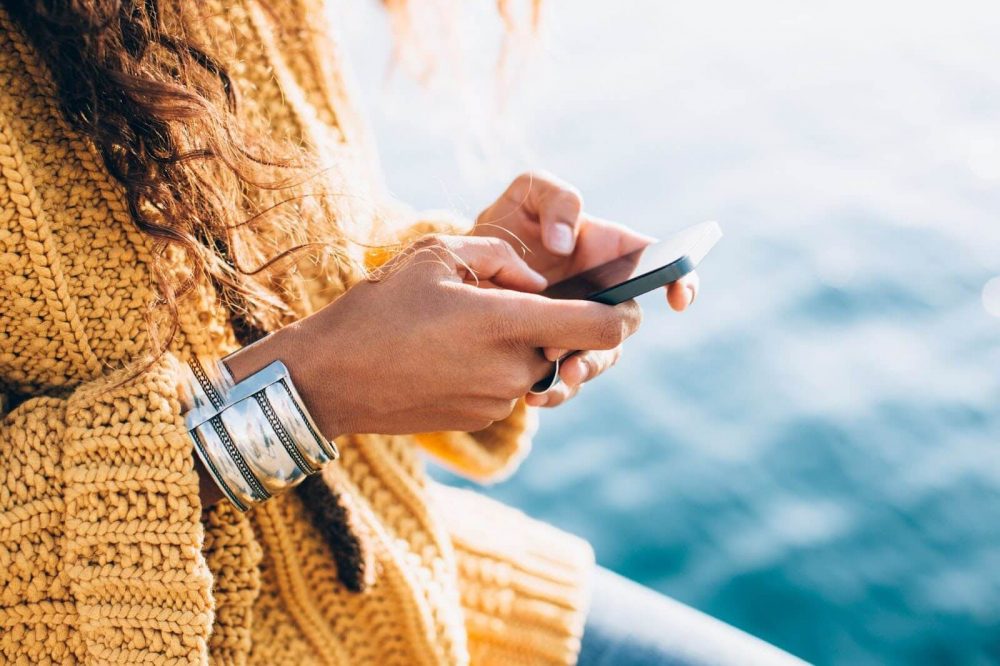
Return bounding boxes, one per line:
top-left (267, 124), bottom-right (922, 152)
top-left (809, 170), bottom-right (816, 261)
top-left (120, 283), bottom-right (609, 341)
top-left (541, 221), bottom-right (722, 304)
top-left (529, 221), bottom-right (721, 394)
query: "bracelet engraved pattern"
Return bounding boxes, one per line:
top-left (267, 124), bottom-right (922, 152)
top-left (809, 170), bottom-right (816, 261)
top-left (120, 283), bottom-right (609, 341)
top-left (180, 356), bottom-right (339, 511)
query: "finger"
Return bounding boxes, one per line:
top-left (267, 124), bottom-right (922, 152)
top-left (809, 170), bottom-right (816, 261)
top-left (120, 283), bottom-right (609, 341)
top-left (525, 382), bottom-right (579, 408)
top-left (543, 347), bottom-right (566, 362)
top-left (496, 292), bottom-right (643, 349)
top-left (524, 392), bottom-right (548, 407)
top-left (666, 271), bottom-right (700, 312)
top-left (503, 171), bottom-right (582, 256)
top-left (559, 347), bottom-right (622, 387)
top-left (442, 236), bottom-right (548, 292)
top-left (544, 382), bottom-right (580, 407)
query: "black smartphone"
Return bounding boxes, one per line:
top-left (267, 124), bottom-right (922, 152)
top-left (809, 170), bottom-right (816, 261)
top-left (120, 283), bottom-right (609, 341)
top-left (529, 221), bottom-right (721, 394)
top-left (541, 221), bottom-right (721, 304)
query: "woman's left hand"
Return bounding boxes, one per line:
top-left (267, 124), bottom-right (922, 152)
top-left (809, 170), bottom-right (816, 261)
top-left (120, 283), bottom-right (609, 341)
top-left (472, 171), bottom-right (699, 407)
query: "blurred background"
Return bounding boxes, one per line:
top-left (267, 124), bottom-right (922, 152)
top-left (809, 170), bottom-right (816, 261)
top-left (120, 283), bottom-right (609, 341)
top-left (338, 1), bottom-right (1000, 664)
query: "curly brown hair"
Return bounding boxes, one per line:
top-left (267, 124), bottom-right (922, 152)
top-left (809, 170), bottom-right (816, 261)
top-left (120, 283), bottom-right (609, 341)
top-left (2, 0), bottom-right (348, 354)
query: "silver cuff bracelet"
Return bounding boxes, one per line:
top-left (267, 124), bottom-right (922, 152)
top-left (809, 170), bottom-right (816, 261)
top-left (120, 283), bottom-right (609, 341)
top-left (181, 356), bottom-right (339, 512)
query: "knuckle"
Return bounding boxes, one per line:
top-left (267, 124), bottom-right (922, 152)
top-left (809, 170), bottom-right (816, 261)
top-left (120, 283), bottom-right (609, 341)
top-left (586, 349), bottom-right (617, 379)
top-left (501, 238), bottom-right (520, 259)
top-left (623, 301), bottom-right (643, 335)
top-left (513, 170), bottom-right (560, 197)
top-left (595, 312), bottom-right (626, 348)
top-left (553, 187), bottom-right (583, 216)
top-left (605, 302), bottom-right (641, 341)
top-left (407, 235), bottom-right (451, 267)
top-left (488, 399), bottom-right (518, 422)
top-left (410, 234), bottom-right (445, 251)
top-left (514, 170), bottom-right (545, 188)
top-left (465, 417), bottom-right (495, 433)
top-left (524, 170), bottom-right (581, 206)
top-left (578, 353), bottom-right (597, 380)
top-left (483, 235), bottom-right (514, 257)
top-left (507, 172), bottom-right (535, 200)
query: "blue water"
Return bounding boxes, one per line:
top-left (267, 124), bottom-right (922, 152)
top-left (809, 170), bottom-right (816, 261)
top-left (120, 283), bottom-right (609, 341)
top-left (341, 2), bottom-right (1000, 663)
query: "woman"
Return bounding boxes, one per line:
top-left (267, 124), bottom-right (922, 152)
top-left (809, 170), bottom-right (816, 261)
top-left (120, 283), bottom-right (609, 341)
top-left (0, 0), bottom-right (802, 664)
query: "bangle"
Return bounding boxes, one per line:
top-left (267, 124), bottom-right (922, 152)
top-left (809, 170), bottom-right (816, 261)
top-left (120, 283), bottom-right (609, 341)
top-left (181, 356), bottom-right (339, 511)
top-left (186, 355), bottom-right (234, 413)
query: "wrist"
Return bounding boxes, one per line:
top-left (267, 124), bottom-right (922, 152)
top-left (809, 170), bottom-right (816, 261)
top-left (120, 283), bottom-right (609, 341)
top-left (223, 318), bottom-right (352, 441)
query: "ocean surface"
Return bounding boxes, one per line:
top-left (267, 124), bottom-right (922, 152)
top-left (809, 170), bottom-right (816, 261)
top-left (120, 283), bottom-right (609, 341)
top-left (339, 1), bottom-right (1000, 663)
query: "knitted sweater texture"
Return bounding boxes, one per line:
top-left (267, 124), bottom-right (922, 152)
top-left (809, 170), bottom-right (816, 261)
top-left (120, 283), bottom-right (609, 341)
top-left (0, 1), bottom-right (593, 664)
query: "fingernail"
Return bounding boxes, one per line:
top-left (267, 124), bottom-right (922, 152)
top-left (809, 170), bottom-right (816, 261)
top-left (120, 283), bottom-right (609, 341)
top-left (686, 284), bottom-right (697, 306)
top-left (548, 223), bottom-right (575, 255)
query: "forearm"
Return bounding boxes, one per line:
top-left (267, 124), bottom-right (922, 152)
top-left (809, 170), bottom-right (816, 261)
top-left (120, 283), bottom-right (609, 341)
top-left (223, 319), bottom-right (350, 439)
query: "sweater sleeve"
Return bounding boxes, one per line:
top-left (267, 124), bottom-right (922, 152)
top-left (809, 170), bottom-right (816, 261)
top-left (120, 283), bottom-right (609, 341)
top-left (432, 483), bottom-right (594, 665)
top-left (0, 354), bottom-right (214, 664)
top-left (413, 400), bottom-right (537, 483)
top-left (367, 209), bottom-right (539, 482)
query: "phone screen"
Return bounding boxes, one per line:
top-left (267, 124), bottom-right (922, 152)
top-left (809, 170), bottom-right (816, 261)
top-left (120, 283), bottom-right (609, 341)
top-left (541, 221), bottom-right (721, 302)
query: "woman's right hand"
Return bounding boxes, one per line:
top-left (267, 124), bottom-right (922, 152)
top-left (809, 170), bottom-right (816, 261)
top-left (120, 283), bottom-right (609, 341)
top-left (226, 235), bottom-right (642, 437)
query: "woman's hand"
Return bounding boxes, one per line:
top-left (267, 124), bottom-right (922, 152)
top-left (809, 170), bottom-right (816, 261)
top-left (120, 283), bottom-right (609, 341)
top-left (472, 171), bottom-right (699, 407)
top-left (226, 235), bottom-right (641, 437)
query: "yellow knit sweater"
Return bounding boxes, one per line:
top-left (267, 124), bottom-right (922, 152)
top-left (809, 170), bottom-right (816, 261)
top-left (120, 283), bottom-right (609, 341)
top-left (0, 2), bottom-right (593, 664)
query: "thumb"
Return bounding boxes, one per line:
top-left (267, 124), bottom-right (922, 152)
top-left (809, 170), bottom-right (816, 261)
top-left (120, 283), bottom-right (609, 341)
top-left (446, 236), bottom-right (548, 292)
top-left (502, 172), bottom-right (582, 256)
